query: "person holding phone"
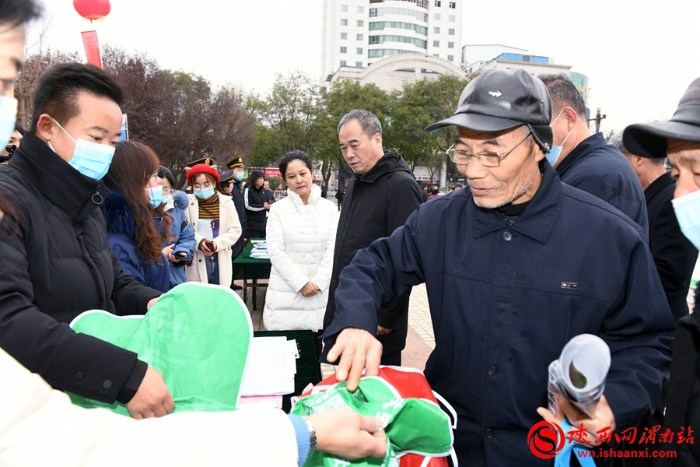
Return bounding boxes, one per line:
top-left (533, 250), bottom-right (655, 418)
top-left (184, 164), bottom-right (242, 286)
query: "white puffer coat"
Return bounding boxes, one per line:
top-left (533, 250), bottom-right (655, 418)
top-left (263, 184), bottom-right (339, 331)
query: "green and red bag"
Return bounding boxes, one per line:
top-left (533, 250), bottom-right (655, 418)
top-left (292, 366), bottom-right (456, 467)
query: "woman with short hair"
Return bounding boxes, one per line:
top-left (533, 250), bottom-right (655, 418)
top-left (263, 150), bottom-right (339, 337)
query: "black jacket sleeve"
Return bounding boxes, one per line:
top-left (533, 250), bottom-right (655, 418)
top-left (0, 215), bottom-right (141, 404)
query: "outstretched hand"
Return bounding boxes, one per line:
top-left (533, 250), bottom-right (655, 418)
top-left (326, 328), bottom-right (382, 392)
top-left (309, 408), bottom-right (387, 459)
top-left (537, 394), bottom-right (616, 446)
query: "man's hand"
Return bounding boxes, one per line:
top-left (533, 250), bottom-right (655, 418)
top-left (537, 394), bottom-right (616, 446)
top-left (308, 408), bottom-right (386, 459)
top-left (126, 366), bottom-right (175, 419)
top-left (300, 281), bottom-right (320, 297)
top-left (146, 296), bottom-right (160, 310)
top-left (326, 328), bottom-right (382, 392)
top-left (377, 325), bottom-right (392, 336)
top-left (264, 202), bottom-right (271, 210)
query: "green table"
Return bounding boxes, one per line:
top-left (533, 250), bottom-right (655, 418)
top-left (232, 239), bottom-right (271, 310)
top-left (254, 330), bottom-right (323, 413)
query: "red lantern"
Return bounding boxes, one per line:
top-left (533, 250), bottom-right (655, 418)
top-left (73, 0), bottom-right (111, 22)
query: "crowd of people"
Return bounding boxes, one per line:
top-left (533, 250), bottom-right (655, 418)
top-left (1, 0), bottom-right (700, 466)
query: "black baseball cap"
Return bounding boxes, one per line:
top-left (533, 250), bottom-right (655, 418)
top-left (426, 68), bottom-right (553, 151)
top-left (623, 77), bottom-right (700, 158)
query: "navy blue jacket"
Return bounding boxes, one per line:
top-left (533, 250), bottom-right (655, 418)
top-left (323, 163), bottom-right (674, 466)
top-left (557, 132), bottom-right (649, 236)
top-left (101, 190), bottom-right (172, 293)
top-left (163, 191), bottom-right (196, 285)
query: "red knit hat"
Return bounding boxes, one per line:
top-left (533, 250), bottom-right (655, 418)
top-left (186, 163), bottom-right (220, 185)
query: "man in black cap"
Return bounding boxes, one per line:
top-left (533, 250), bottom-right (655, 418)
top-left (623, 78), bottom-right (700, 466)
top-left (610, 131), bottom-right (697, 321)
top-left (322, 69), bottom-right (674, 466)
top-left (539, 74), bottom-right (649, 236)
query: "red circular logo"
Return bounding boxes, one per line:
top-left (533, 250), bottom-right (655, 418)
top-left (528, 421), bottom-right (565, 459)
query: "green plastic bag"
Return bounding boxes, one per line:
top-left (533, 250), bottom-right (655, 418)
top-left (291, 377), bottom-right (453, 467)
top-left (68, 282), bottom-right (253, 416)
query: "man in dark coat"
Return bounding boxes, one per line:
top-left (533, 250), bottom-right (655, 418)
top-left (623, 77), bottom-right (700, 466)
top-left (0, 62), bottom-right (173, 419)
top-left (244, 170), bottom-right (269, 238)
top-left (610, 132), bottom-right (698, 321)
top-left (540, 74), bottom-right (649, 236)
top-left (224, 156), bottom-right (247, 260)
top-left (322, 109), bottom-right (424, 366)
top-left (323, 69), bottom-right (674, 466)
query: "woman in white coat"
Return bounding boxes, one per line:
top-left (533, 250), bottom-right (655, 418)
top-left (263, 151), bottom-right (339, 338)
top-left (183, 164), bottom-right (242, 287)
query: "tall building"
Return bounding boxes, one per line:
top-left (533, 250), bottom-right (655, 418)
top-left (322, 0), bottom-right (464, 80)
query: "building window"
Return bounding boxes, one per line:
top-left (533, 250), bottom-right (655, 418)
top-left (448, 41), bottom-right (454, 48)
top-left (369, 7), bottom-right (378, 17)
top-left (449, 1), bottom-right (456, 7)
top-left (369, 35), bottom-right (380, 44)
top-left (356, 61), bottom-right (363, 67)
top-left (357, 33), bottom-right (364, 40)
top-left (434, 0), bottom-right (441, 5)
top-left (341, 18), bottom-right (348, 25)
top-left (448, 28), bottom-right (455, 35)
top-left (434, 27), bottom-right (440, 33)
top-left (357, 19), bottom-right (364, 26)
top-left (433, 40), bottom-right (440, 47)
top-left (448, 15), bottom-right (455, 21)
top-left (434, 13), bottom-right (441, 20)
top-left (433, 53), bottom-right (439, 57)
top-left (356, 47), bottom-right (363, 54)
top-left (357, 5), bottom-right (364, 13)
top-left (341, 32), bottom-right (348, 39)
top-left (447, 55), bottom-right (454, 61)
top-left (340, 46), bottom-right (347, 53)
top-left (340, 60), bottom-right (347, 66)
top-left (341, 4), bottom-right (348, 12)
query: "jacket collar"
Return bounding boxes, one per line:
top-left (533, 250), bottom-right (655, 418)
top-left (471, 161), bottom-right (561, 244)
top-left (10, 131), bottom-right (110, 222)
top-left (353, 151), bottom-right (412, 183)
top-left (644, 171), bottom-right (674, 204)
top-left (287, 183), bottom-right (321, 208)
top-left (555, 132), bottom-right (606, 177)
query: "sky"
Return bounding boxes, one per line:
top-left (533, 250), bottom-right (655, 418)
top-left (35, 0), bottom-right (700, 135)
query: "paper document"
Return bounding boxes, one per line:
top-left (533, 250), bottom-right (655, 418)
top-left (240, 336), bottom-right (297, 396)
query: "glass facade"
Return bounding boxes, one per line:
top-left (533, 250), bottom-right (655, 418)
top-left (369, 35), bottom-right (428, 48)
top-left (368, 49), bottom-right (416, 58)
top-left (368, 7), bottom-right (428, 22)
top-left (369, 21), bottom-right (428, 35)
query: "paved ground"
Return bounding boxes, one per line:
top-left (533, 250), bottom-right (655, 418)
top-left (235, 280), bottom-right (435, 378)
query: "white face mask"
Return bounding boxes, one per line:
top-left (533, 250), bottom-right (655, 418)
top-left (0, 96), bottom-right (18, 148)
top-left (547, 111), bottom-right (573, 167)
top-left (50, 119), bottom-right (115, 180)
top-left (672, 188), bottom-right (700, 250)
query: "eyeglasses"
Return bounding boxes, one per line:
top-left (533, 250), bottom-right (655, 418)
top-left (447, 131), bottom-right (533, 167)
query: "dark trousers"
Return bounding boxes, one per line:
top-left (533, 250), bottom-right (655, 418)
top-left (380, 352), bottom-right (401, 366)
top-left (247, 229), bottom-right (266, 239)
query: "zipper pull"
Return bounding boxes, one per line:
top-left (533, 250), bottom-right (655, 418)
top-left (91, 183), bottom-right (104, 205)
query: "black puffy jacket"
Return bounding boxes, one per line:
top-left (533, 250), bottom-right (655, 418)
top-left (0, 132), bottom-right (160, 403)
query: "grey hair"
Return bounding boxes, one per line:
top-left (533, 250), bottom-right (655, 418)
top-left (337, 109), bottom-right (382, 138)
top-left (538, 74), bottom-right (587, 118)
top-left (610, 131), bottom-right (665, 166)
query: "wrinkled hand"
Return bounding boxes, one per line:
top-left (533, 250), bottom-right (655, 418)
top-left (301, 281), bottom-right (320, 297)
top-left (537, 394), bottom-right (616, 446)
top-left (377, 325), bottom-right (392, 336)
top-left (126, 366), bottom-right (174, 419)
top-left (308, 408), bottom-right (386, 459)
top-left (327, 328), bottom-right (382, 392)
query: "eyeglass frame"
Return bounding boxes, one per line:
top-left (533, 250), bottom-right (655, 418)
top-left (447, 130), bottom-right (533, 167)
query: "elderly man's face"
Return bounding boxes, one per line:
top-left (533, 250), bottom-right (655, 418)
top-left (339, 118), bottom-right (384, 175)
top-left (668, 140), bottom-right (700, 198)
top-left (455, 126), bottom-right (544, 208)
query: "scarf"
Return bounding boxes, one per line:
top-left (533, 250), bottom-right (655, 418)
top-left (197, 192), bottom-right (220, 219)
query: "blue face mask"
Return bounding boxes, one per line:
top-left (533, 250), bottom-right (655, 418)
top-left (0, 96), bottom-right (18, 148)
top-left (52, 119), bottom-right (115, 180)
top-left (672, 188), bottom-right (700, 250)
top-left (147, 185), bottom-right (163, 209)
top-left (234, 171), bottom-right (244, 182)
top-left (194, 187), bottom-right (215, 199)
top-left (547, 111), bottom-right (573, 168)
top-left (161, 194), bottom-right (172, 205)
